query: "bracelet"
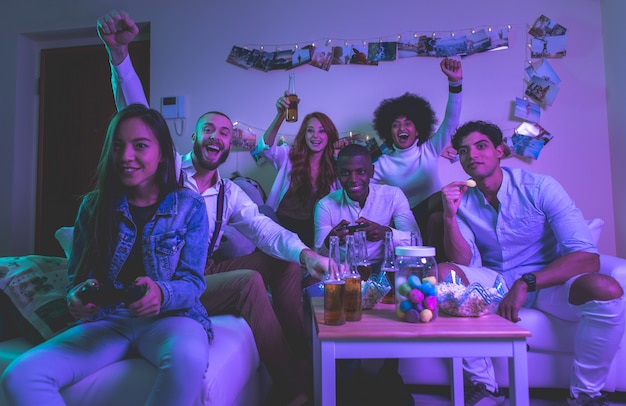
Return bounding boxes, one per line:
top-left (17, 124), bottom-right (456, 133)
top-left (449, 84), bottom-right (462, 94)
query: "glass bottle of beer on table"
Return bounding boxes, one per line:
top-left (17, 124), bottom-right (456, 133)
top-left (324, 236), bottom-right (345, 325)
top-left (380, 231), bottom-right (397, 304)
top-left (343, 235), bottom-right (362, 321)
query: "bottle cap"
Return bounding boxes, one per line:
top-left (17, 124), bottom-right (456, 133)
top-left (395, 246), bottom-right (436, 257)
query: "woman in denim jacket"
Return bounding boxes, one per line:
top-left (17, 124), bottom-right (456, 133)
top-left (2, 104), bottom-right (211, 406)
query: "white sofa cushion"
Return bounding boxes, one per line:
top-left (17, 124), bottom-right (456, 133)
top-left (0, 315), bottom-right (268, 406)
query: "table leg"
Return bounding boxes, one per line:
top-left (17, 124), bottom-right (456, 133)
top-left (320, 341), bottom-right (336, 406)
top-left (508, 340), bottom-right (529, 406)
top-left (312, 315), bottom-right (321, 406)
top-left (451, 357), bottom-right (464, 406)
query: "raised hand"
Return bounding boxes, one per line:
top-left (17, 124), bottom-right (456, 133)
top-left (96, 10), bottom-right (139, 65)
top-left (440, 57), bottom-right (463, 82)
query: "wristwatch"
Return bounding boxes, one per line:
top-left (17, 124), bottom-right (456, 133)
top-left (521, 273), bottom-right (537, 292)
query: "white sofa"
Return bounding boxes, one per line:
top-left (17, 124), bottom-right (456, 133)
top-left (397, 253), bottom-right (626, 393)
top-left (0, 253), bottom-right (271, 406)
top-left (0, 313), bottom-right (270, 406)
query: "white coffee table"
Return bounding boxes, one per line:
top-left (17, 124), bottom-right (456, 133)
top-left (310, 297), bottom-right (531, 406)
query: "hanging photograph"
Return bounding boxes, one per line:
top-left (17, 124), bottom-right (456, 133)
top-left (434, 35), bottom-right (467, 57)
top-left (525, 59), bottom-right (561, 84)
top-left (525, 76), bottom-right (559, 106)
top-left (465, 30), bottom-right (491, 56)
top-left (291, 45), bottom-right (313, 69)
top-left (250, 49), bottom-right (274, 72)
top-left (529, 15), bottom-right (567, 39)
top-left (367, 42), bottom-right (397, 62)
top-left (226, 46), bottom-right (253, 69)
top-left (270, 49), bottom-right (294, 70)
top-left (347, 45), bottom-right (378, 65)
top-left (513, 98), bottom-right (541, 123)
top-left (330, 46), bottom-right (351, 65)
top-left (310, 45), bottom-right (333, 71)
top-left (232, 128), bottom-right (257, 150)
top-left (397, 37), bottom-right (420, 58)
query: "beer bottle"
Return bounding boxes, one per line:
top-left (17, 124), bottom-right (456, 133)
top-left (324, 236), bottom-right (345, 325)
top-left (343, 235), bottom-right (362, 321)
top-left (286, 72), bottom-right (298, 122)
top-left (380, 231), bottom-right (397, 304)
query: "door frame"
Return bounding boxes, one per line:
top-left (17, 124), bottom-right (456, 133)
top-left (11, 24), bottom-right (149, 255)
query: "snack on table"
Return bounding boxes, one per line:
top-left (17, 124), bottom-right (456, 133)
top-left (361, 273), bottom-right (391, 310)
top-left (437, 272), bottom-right (506, 317)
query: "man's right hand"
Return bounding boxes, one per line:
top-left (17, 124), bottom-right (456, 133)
top-left (96, 10), bottom-right (139, 65)
top-left (441, 181), bottom-right (470, 218)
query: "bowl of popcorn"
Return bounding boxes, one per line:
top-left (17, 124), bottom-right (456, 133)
top-left (361, 273), bottom-right (391, 310)
top-left (438, 272), bottom-right (506, 317)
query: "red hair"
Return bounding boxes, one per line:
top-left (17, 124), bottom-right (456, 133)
top-left (288, 112), bottom-right (339, 204)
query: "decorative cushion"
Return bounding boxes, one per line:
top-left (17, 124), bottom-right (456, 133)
top-left (0, 256), bottom-right (73, 344)
top-left (55, 226), bottom-right (74, 259)
top-left (587, 218), bottom-right (603, 246)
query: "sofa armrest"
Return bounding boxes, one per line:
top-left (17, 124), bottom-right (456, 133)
top-left (599, 254), bottom-right (626, 290)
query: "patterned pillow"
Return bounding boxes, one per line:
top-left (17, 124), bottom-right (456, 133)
top-left (0, 255), bottom-right (73, 344)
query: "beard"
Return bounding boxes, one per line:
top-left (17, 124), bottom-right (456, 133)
top-left (193, 139), bottom-right (231, 171)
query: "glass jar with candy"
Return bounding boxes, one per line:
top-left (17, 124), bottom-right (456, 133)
top-left (394, 246), bottom-right (438, 323)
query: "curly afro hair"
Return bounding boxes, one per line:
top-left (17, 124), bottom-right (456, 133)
top-left (372, 92), bottom-right (437, 148)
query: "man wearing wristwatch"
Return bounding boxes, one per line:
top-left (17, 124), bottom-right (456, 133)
top-left (439, 121), bottom-right (624, 406)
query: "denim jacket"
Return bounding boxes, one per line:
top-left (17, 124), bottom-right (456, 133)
top-left (68, 188), bottom-right (213, 340)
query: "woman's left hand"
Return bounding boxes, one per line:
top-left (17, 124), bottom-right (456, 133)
top-left (440, 57), bottom-right (463, 82)
top-left (127, 277), bottom-right (163, 317)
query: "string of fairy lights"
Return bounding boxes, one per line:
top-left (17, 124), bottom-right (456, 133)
top-left (222, 16), bottom-right (563, 161)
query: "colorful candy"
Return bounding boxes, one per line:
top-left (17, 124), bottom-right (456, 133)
top-left (408, 289), bottom-right (424, 304)
top-left (398, 282), bottom-right (412, 297)
top-left (405, 309), bottom-right (421, 323)
top-left (420, 309), bottom-right (433, 323)
top-left (408, 274), bottom-right (421, 289)
top-left (396, 283), bottom-right (437, 323)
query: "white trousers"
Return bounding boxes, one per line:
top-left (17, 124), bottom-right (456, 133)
top-left (457, 266), bottom-right (625, 398)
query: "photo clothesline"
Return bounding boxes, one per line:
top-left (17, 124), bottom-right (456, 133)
top-left (225, 15), bottom-right (565, 164)
top-left (228, 25), bottom-right (513, 71)
top-left (240, 24), bottom-right (514, 51)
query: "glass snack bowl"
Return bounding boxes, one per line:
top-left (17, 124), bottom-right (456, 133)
top-left (438, 272), bottom-right (507, 317)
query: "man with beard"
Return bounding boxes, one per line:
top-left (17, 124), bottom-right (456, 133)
top-left (97, 10), bottom-right (327, 406)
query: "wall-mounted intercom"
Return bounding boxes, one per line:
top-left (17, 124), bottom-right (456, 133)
top-left (161, 96), bottom-right (186, 119)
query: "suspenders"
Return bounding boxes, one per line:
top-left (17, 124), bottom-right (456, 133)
top-left (179, 172), bottom-right (226, 259)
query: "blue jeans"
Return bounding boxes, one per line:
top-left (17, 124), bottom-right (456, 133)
top-left (1, 310), bottom-right (208, 406)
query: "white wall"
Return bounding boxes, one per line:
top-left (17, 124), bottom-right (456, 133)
top-left (601, 0), bottom-right (626, 258)
top-left (1, 0), bottom-right (619, 256)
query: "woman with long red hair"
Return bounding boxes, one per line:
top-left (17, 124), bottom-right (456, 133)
top-left (255, 94), bottom-right (340, 250)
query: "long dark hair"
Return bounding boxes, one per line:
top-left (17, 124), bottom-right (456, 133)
top-left (74, 104), bottom-right (177, 282)
top-left (288, 112), bottom-right (339, 205)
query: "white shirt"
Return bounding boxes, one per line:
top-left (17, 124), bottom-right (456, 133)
top-left (314, 183), bottom-right (419, 263)
top-left (112, 56), bottom-right (307, 263)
